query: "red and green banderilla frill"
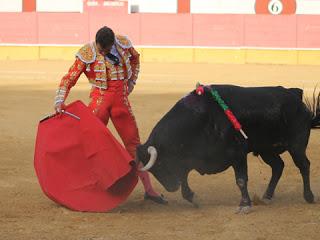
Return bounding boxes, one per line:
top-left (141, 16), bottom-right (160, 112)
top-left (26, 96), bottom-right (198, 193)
top-left (195, 83), bottom-right (248, 140)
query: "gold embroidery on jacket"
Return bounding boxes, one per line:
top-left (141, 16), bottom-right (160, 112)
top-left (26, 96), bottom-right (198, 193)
top-left (76, 43), bottom-right (96, 64)
top-left (76, 39), bottom-right (136, 89)
top-left (116, 35), bottom-right (132, 48)
top-left (116, 44), bottom-right (131, 80)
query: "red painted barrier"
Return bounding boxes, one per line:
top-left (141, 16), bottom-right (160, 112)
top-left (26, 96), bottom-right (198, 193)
top-left (140, 13), bottom-right (193, 46)
top-left (244, 15), bottom-right (297, 48)
top-left (297, 15), bottom-right (320, 48)
top-left (0, 13), bottom-right (37, 44)
top-left (37, 13), bottom-right (89, 44)
top-left (0, 12), bottom-right (320, 48)
top-left (193, 14), bottom-right (244, 46)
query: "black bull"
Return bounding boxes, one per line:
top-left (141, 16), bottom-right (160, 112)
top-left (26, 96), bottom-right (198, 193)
top-left (137, 85), bottom-right (320, 213)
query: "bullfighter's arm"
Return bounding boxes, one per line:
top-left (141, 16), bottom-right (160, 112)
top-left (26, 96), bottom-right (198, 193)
top-left (55, 58), bottom-right (86, 106)
top-left (128, 47), bottom-right (140, 85)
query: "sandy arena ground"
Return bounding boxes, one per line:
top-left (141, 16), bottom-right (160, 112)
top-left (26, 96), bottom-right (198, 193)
top-left (1, 60), bottom-right (320, 240)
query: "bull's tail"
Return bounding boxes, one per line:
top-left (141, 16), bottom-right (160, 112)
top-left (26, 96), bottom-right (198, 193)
top-left (304, 88), bottom-right (320, 128)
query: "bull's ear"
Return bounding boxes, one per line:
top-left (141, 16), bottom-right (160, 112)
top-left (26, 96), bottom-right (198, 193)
top-left (204, 85), bottom-right (212, 92)
top-left (182, 92), bottom-right (207, 114)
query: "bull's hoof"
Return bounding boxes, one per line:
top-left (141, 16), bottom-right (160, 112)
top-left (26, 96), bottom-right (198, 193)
top-left (262, 193), bottom-right (273, 205)
top-left (252, 194), bottom-right (272, 205)
top-left (191, 194), bottom-right (200, 208)
top-left (304, 192), bottom-right (315, 204)
top-left (236, 206), bottom-right (252, 214)
top-left (262, 192), bottom-right (273, 200)
top-left (183, 192), bottom-right (200, 208)
top-left (182, 190), bottom-right (195, 204)
top-left (261, 197), bottom-right (273, 205)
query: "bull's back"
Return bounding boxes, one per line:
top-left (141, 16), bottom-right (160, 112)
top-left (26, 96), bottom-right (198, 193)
top-left (208, 85), bottom-right (306, 151)
top-left (212, 84), bottom-right (301, 104)
top-left (211, 85), bottom-right (303, 120)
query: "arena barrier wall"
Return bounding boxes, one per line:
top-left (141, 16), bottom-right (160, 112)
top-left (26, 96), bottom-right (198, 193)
top-left (0, 13), bottom-right (320, 65)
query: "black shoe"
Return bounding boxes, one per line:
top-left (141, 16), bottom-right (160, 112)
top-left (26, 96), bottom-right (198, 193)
top-left (144, 192), bottom-right (168, 205)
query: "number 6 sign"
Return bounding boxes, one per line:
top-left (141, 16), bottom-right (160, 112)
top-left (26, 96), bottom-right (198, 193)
top-left (255, 0), bottom-right (296, 15)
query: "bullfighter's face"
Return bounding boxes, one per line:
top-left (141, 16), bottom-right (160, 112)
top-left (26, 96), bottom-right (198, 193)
top-left (96, 43), bottom-right (112, 57)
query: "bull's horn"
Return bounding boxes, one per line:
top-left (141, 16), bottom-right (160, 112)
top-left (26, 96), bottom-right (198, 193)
top-left (139, 146), bottom-right (157, 171)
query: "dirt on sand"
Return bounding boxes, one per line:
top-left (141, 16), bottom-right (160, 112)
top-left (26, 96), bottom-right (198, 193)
top-left (0, 61), bottom-right (320, 240)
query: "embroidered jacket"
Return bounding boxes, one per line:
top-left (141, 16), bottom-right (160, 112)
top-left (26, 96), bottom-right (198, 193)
top-left (55, 35), bottom-right (140, 105)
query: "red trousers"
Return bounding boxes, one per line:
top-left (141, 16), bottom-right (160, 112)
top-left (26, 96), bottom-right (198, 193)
top-left (88, 80), bottom-right (140, 158)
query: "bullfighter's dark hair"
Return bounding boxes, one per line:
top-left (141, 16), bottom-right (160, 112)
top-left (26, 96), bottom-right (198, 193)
top-left (95, 26), bottom-right (115, 49)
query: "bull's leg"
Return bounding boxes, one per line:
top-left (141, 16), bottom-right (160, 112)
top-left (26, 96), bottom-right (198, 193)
top-left (181, 172), bottom-right (199, 208)
top-left (259, 153), bottom-right (285, 202)
top-left (288, 125), bottom-right (315, 203)
top-left (232, 157), bottom-right (251, 214)
top-left (289, 149), bottom-right (314, 203)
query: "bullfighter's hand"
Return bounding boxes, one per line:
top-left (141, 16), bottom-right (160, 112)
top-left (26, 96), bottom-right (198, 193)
top-left (54, 102), bottom-right (66, 114)
top-left (128, 80), bottom-right (135, 95)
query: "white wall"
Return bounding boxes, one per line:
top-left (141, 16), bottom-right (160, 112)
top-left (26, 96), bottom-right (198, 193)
top-left (37, 0), bottom-right (83, 12)
top-left (129, 0), bottom-right (177, 13)
top-left (296, 0), bottom-right (320, 14)
top-left (191, 0), bottom-right (256, 14)
top-left (0, 0), bottom-right (22, 12)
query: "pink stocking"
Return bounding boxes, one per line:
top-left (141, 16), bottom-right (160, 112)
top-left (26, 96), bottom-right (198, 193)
top-left (137, 162), bottom-right (159, 197)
